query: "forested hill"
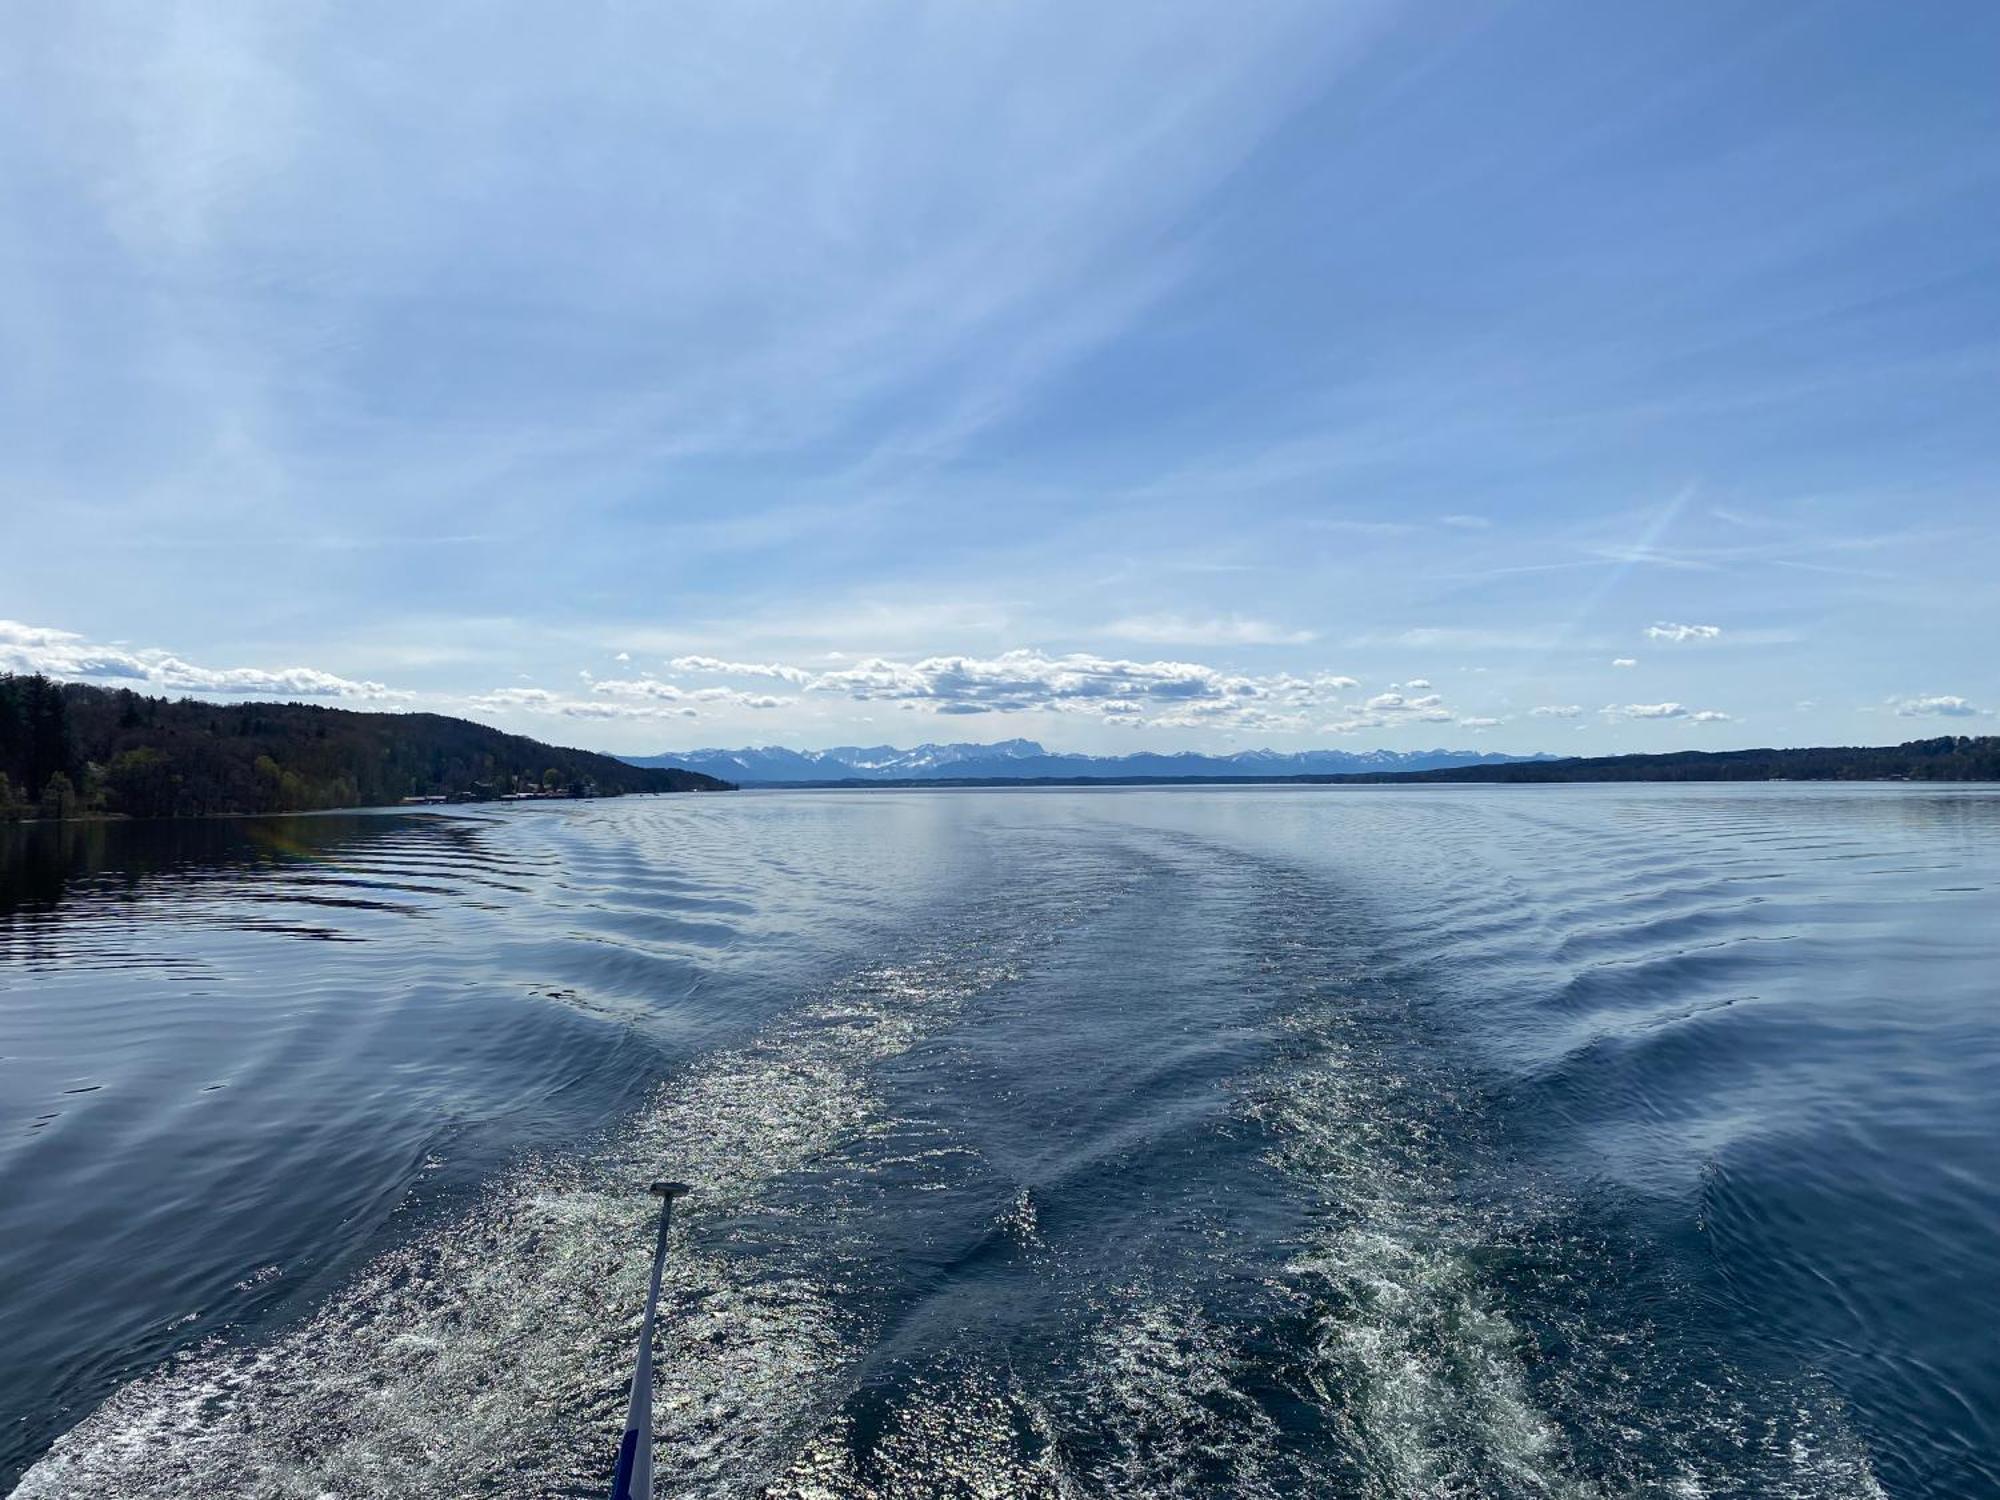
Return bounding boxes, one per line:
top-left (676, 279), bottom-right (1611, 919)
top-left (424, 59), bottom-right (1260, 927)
top-left (0, 675), bottom-right (731, 819)
top-left (1327, 737), bottom-right (2000, 784)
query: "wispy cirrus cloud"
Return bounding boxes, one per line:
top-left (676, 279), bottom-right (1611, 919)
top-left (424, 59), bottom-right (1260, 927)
top-left (1357, 626), bottom-right (1573, 652)
top-left (1645, 622), bottom-right (1722, 642)
top-left (1101, 614), bottom-right (1317, 646)
top-left (0, 620), bottom-right (405, 700)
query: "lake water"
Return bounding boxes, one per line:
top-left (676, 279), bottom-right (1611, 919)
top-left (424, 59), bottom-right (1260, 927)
top-left (2, 785), bottom-right (1995, 1498)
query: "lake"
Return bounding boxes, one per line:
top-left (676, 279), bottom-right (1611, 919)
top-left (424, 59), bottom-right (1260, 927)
top-left (3, 785), bottom-right (1996, 1497)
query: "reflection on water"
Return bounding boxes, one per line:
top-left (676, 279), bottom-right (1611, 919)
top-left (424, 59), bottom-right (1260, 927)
top-left (0, 814), bottom-right (401, 914)
top-left (4, 786), bottom-right (1996, 1497)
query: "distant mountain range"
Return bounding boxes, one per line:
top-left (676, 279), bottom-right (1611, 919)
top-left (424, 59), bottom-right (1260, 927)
top-left (631, 735), bottom-right (2000, 787)
top-left (623, 738), bottom-right (1551, 784)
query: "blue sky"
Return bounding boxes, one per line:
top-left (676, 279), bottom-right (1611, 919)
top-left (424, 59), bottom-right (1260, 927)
top-left (3, 1), bottom-right (1995, 755)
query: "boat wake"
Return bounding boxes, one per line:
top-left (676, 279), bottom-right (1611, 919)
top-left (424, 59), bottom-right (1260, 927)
top-left (14, 828), bottom-right (1890, 1498)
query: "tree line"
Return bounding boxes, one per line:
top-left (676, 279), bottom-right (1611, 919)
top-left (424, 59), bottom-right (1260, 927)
top-left (1316, 736), bottom-right (2000, 784)
top-left (0, 675), bottom-right (731, 821)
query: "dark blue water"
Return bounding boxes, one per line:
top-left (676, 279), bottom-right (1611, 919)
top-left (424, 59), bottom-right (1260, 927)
top-left (2, 786), bottom-right (1994, 1497)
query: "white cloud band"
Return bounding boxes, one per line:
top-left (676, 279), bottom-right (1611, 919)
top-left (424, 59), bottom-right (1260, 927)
top-left (0, 620), bottom-right (405, 700)
top-left (1891, 694), bottom-right (1979, 718)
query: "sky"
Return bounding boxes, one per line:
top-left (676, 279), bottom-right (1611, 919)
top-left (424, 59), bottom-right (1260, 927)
top-left (2, 1), bottom-right (1996, 757)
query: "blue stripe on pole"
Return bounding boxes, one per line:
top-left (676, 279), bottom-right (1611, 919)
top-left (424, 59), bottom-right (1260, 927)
top-left (610, 1428), bottom-right (641, 1500)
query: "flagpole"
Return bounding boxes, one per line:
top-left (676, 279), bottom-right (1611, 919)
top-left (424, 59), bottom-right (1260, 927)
top-left (609, 1180), bottom-right (690, 1500)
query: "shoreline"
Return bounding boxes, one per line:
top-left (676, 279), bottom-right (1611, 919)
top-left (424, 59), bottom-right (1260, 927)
top-left (6, 777), bottom-right (1997, 830)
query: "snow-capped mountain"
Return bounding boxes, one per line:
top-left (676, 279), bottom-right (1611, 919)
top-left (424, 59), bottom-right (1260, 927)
top-left (623, 740), bottom-right (1549, 783)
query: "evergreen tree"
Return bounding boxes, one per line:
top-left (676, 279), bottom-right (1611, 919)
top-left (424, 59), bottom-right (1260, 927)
top-left (21, 675), bottom-right (72, 796)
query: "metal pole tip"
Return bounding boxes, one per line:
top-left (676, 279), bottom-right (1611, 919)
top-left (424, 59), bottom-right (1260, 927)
top-left (649, 1181), bottom-right (692, 1198)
